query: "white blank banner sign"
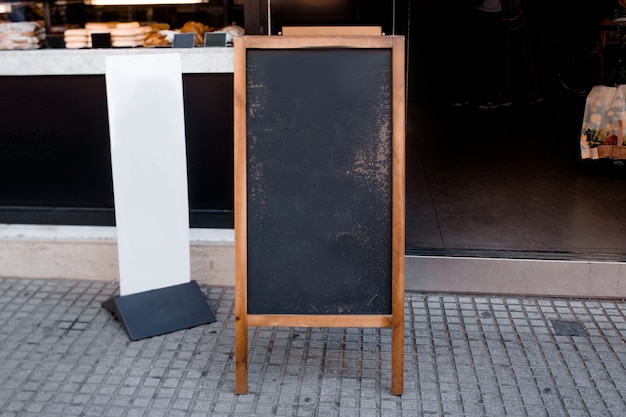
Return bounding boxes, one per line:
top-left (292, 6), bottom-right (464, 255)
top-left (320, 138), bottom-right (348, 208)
top-left (105, 54), bottom-right (190, 296)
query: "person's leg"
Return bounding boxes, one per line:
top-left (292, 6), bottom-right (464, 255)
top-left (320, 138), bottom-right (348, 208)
top-left (450, 5), bottom-right (479, 106)
top-left (476, 10), bottom-right (505, 108)
top-left (522, 31), bottom-right (544, 103)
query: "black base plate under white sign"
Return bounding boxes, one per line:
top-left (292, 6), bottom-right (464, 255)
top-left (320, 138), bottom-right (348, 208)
top-left (102, 280), bottom-right (216, 341)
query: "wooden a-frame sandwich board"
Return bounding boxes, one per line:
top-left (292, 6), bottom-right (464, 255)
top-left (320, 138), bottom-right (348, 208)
top-left (234, 35), bottom-right (405, 395)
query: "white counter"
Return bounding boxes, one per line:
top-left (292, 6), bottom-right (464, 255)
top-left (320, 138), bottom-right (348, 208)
top-left (0, 47), bottom-right (235, 76)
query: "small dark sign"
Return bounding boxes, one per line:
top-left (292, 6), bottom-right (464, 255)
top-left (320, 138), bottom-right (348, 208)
top-left (173, 33), bottom-right (195, 48)
top-left (46, 35), bottom-right (65, 49)
top-left (91, 33), bottom-right (112, 49)
top-left (204, 32), bottom-right (227, 47)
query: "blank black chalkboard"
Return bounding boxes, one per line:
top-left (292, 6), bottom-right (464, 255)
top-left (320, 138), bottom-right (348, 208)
top-left (246, 48), bottom-right (392, 315)
top-left (234, 35), bottom-right (405, 395)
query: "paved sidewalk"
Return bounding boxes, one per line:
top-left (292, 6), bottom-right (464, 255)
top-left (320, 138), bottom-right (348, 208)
top-left (0, 277), bottom-right (624, 416)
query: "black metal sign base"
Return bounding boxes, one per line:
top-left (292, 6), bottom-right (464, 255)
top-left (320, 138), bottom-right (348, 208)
top-left (102, 280), bottom-right (216, 341)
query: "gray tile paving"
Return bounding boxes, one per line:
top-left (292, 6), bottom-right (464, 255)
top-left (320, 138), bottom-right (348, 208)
top-left (0, 277), bottom-right (625, 416)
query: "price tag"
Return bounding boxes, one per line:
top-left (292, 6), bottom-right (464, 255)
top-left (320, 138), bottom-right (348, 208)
top-left (204, 32), bottom-right (227, 47)
top-left (173, 33), bottom-right (194, 48)
top-left (46, 35), bottom-right (64, 49)
top-left (91, 32), bottom-right (112, 49)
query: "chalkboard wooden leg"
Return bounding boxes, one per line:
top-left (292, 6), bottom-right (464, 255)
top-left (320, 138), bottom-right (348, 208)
top-left (391, 319), bottom-right (404, 395)
top-left (235, 315), bottom-right (248, 394)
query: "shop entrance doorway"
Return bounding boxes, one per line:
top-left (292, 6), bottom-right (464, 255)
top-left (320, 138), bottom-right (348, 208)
top-left (405, 0), bottom-right (626, 297)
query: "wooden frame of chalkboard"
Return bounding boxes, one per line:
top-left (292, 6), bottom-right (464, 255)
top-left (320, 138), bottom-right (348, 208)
top-left (234, 35), bottom-right (405, 395)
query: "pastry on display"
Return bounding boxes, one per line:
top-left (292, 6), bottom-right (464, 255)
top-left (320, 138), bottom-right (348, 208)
top-left (64, 23), bottom-right (112, 48)
top-left (144, 29), bottom-right (175, 47)
top-left (142, 21), bottom-right (210, 47)
top-left (0, 21), bottom-right (44, 50)
top-left (55, 19), bottom-right (241, 49)
top-left (110, 22), bottom-right (152, 48)
top-left (63, 28), bottom-right (89, 49)
top-left (150, 23), bottom-right (169, 32)
top-left (85, 22), bottom-right (114, 32)
top-left (62, 21), bottom-right (161, 48)
top-left (214, 25), bottom-right (244, 45)
top-left (180, 21), bottom-right (213, 46)
top-left (142, 22), bottom-right (243, 47)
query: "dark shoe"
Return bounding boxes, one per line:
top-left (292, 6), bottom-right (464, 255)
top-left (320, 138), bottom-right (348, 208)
top-left (451, 99), bottom-right (472, 108)
top-left (494, 95), bottom-right (513, 107)
top-left (527, 92), bottom-right (545, 105)
top-left (478, 100), bottom-right (499, 110)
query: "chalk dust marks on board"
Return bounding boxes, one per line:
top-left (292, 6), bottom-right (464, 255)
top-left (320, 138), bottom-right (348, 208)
top-left (246, 61), bottom-right (267, 119)
top-left (245, 61), bottom-right (271, 221)
top-left (344, 123), bottom-right (392, 196)
top-left (343, 68), bottom-right (392, 195)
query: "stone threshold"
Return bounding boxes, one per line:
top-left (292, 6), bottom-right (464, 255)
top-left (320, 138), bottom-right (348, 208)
top-left (0, 224), bottom-right (234, 286)
top-left (1, 225), bottom-right (625, 298)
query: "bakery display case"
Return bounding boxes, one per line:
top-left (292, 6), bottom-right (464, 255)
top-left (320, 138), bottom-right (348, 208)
top-left (0, 0), bottom-right (244, 49)
top-left (0, 1), bottom-right (244, 228)
top-left (0, 0), bottom-right (407, 228)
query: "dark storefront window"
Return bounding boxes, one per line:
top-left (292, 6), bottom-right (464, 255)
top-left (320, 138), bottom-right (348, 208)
top-left (243, 0), bottom-right (408, 36)
top-left (6, 0), bottom-right (244, 31)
